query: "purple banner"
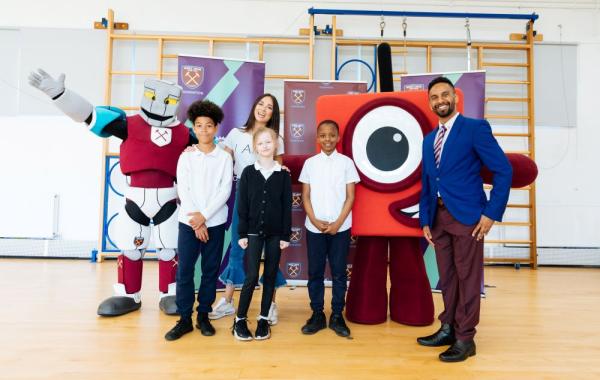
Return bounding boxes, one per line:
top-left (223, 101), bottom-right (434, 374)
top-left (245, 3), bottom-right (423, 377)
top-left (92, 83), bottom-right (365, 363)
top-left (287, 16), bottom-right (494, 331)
top-left (400, 71), bottom-right (485, 119)
top-left (178, 55), bottom-right (265, 290)
top-left (284, 80), bottom-right (368, 155)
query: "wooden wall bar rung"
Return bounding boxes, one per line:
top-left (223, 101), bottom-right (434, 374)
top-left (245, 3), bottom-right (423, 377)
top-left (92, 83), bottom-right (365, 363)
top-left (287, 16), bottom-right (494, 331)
top-left (485, 114), bottom-right (530, 120)
top-left (111, 71), bottom-right (159, 76)
top-left (266, 74), bottom-right (310, 80)
top-left (111, 34), bottom-right (309, 45)
top-left (493, 132), bottom-right (530, 137)
top-left (485, 185), bottom-right (531, 190)
top-left (336, 39), bottom-right (529, 50)
top-left (496, 222), bottom-right (531, 227)
top-left (486, 97), bottom-right (529, 102)
top-left (505, 150), bottom-right (530, 155)
top-left (487, 80), bottom-right (530, 85)
top-left (485, 240), bottom-right (532, 244)
top-left (484, 258), bottom-right (532, 263)
top-left (507, 204), bottom-right (532, 209)
top-left (481, 61), bottom-right (529, 67)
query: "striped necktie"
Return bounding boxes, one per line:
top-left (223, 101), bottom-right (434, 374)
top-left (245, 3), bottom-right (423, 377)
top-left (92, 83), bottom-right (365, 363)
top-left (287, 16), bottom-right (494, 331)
top-left (434, 125), bottom-right (447, 168)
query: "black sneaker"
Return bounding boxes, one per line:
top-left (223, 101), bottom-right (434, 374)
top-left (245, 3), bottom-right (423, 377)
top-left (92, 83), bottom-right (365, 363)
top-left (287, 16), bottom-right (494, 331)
top-left (165, 318), bottom-right (193, 341)
top-left (196, 312), bottom-right (216, 336)
top-left (232, 318), bottom-right (253, 341)
top-left (329, 314), bottom-right (351, 337)
top-left (301, 311), bottom-right (327, 335)
top-left (255, 318), bottom-right (271, 340)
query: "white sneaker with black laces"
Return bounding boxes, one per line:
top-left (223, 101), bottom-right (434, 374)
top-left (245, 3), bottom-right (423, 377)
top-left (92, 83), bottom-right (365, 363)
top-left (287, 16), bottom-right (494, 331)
top-left (267, 302), bottom-right (278, 325)
top-left (232, 318), bottom-right (253, 341)
top-left (209, 297), bottom-right (235, 320)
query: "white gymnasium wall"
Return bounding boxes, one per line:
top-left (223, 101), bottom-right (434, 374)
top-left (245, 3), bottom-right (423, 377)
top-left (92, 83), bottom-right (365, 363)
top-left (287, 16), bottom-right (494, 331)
top-left (0, 1), bottom-right (599, 254)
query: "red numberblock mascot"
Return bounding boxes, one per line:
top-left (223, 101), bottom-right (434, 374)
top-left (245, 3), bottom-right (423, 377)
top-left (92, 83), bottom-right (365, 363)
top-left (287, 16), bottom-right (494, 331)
top-left (316, 91), bottom-right (444, 325)
top-left (316, 91), bottom-right (537, 326)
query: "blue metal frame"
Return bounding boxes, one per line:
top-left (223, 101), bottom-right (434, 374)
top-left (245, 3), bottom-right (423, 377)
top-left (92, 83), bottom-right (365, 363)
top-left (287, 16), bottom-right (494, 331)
top-left (308, 7), bottom-right (538, 21)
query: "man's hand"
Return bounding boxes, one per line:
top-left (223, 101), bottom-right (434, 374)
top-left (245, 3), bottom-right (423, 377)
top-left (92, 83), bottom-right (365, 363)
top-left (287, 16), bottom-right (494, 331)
top-left (188, 212), bottom-right (206, 230)
top-left (280, 240), bottom-right (290, 250)
top-left (422, 226), bottom-right (435, 246)
top-left (194, 225), bottom-right (209, 242)
top-left (472, 215), bottom-right (495, 241)
top-left (28, 69), bottom-right (65, 98)
top-left (238, 238), bottom-right (248, 249)
top-left (183, 145), bottom-right (197, 153)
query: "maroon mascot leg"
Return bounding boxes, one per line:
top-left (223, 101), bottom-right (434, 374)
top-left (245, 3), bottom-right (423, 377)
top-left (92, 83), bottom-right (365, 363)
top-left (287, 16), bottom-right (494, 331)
top-left (345, 237), bottom-right (389, 324)
top-left (158, 256), bottom-right (178, 293)
top-left (117, 254), bottom-right (143, 294)
top-left (389, 237), bottom-right (434, 326)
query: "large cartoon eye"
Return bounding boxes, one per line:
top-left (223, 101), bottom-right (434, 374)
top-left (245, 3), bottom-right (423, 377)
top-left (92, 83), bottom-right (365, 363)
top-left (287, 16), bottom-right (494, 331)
top-left (343, 97), bottom-right (431, 192)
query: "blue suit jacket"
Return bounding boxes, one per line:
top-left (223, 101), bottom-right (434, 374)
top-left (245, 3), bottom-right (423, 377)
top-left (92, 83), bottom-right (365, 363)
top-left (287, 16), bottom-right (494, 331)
top-left (419, 114), bottom-right (513, 227)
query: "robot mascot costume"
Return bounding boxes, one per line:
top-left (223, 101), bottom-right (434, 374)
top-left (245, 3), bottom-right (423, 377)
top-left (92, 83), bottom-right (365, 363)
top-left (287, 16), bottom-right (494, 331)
top-left (29, 69), bottom-right (197, 317)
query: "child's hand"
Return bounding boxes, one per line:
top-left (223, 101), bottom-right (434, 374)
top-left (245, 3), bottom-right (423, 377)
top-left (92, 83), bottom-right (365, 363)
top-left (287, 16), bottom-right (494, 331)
top-left (238, 238), bottom-right (248, 249)
top-left (188, 212), bottom-right (206, 230)
top-left (195, 225), bottom-right (209, 242)
top-left (311, 218), bottom-right (330, 233)
top-left (280, 240), bottom-right (290, 250)
top-left (323, 221), bottom-right (341, 235)
top-left (184, 145), bottom-right (197, 153)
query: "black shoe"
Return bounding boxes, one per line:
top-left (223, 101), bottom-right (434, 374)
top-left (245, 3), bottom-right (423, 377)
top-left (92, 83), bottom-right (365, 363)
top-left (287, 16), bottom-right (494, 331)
top-left (329, 314), bottom-right (351, 337)
top-left (232, 318), bottom-right (253, 341)
top-left (417, 323), bottom-right (456, 347)
top-left (255, 318), bottom-right (271, 340)
top-left (301, 311), bottom-right (327, 335)
top-left (439, 339), bottom-right (476, 362)
top-left (164, 318), bottom-right (193, 341)
top-left (196, 312), bottom-right (216, 336)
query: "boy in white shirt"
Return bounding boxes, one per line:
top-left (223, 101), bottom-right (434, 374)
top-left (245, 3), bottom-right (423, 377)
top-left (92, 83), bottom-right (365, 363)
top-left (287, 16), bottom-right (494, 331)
top-left (165, 100), bottom-right (233, 341)
top-left (299, 120), bottom-right (360, 338)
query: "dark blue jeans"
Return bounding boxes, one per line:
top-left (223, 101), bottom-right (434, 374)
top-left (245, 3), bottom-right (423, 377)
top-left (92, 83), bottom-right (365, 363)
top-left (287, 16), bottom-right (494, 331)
top-left (306, 229), bottom-right (351, 315)
top-left (176, 222), bottom-right (226, 319)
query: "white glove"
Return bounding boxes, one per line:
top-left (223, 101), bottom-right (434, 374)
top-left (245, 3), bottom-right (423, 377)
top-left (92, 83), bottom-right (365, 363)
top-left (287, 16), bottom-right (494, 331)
top-left (28, 69), bottom-right (66, 99)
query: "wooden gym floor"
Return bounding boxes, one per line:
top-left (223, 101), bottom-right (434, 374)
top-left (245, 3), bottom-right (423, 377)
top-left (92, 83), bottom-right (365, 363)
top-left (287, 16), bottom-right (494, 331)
top-left (0, 258), bottom-right (599, 380)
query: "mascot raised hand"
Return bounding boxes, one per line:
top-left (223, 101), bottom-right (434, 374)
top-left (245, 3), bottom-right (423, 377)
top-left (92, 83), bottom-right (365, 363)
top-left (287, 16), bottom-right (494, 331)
top-left (29, 69), bottom-right (197, 316)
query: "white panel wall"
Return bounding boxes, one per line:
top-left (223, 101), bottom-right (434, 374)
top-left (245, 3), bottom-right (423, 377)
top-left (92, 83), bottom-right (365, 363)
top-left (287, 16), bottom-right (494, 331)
top-left (0, 0), bottom-right (599, 250)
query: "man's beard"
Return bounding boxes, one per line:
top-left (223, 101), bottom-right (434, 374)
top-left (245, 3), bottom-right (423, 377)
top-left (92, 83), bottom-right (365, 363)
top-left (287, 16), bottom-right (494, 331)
top-left (434, 102), bottom-right (455, 118)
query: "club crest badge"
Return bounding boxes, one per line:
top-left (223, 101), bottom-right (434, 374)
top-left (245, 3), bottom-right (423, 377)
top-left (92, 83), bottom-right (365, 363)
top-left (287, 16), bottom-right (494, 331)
top-left (291, 89), bottom-right (305, 105)
top-left (181, 66), bottom-right (204, 90)
top-left (287, 262), bottom-right (301, 278)
top-left (290, 123), bottom-right (305, 138)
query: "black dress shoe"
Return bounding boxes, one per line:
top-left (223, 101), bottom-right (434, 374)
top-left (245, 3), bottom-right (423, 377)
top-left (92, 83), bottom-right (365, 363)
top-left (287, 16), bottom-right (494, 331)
top-left (165, 318), bottom-right (194, 341)
top-left (439, 339), bottom-right (476, 362)
top-left (329, 314), bottom-right (351, 337)
top-left (301, 311), bottom-right (326, 335)
top-left (196, 312), bottom-right (216, 336)
top-left (417, 323), bottom-right (456, 347)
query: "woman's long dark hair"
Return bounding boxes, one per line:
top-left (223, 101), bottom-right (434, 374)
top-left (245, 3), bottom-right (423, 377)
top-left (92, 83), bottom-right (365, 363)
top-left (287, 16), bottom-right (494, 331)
top-left (243, 93), bottom-right (280, 135)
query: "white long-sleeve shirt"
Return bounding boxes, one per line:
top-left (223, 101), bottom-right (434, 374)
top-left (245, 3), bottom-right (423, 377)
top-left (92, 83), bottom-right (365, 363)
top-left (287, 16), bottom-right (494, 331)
top-left (176, 145), bottom-right (233, 228)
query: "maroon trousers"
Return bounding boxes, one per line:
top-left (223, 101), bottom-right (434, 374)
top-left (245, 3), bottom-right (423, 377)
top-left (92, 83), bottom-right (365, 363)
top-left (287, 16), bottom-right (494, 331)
top-left (431, 205), bottom-right (483, 341)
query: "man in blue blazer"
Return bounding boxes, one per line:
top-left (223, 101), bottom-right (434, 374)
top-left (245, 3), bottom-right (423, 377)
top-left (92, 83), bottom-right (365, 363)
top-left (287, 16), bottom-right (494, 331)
top-left (417, 77), bottom-right (512, 362)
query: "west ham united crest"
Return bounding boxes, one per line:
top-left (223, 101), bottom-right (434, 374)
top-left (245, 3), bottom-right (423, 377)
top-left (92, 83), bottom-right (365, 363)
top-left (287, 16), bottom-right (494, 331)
top-left (290, 227), bottom-right (303, 244)
top-left (291, 89), bottom-right (305, 105)
top-left (292, 192), bottom-right (302, 209)
top-left (290, 123), bottom-right (305, 139)
top-left (287, 262), bottom-right (301, 278)
top-left (133, 236), bottom-right (145, 247)
top-left (181, 65), bottom-right (204, 90)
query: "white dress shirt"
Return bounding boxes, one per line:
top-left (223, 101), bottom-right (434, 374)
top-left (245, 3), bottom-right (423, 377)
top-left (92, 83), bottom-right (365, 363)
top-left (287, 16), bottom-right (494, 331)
top-left (254, 160), bottom-right (282, 180)
top-left (299, 150), bottom-right (360, 233)
top-left (176, 145), bottom-right (233, 227)
top-left (436, 112), bottom-right (460, 163)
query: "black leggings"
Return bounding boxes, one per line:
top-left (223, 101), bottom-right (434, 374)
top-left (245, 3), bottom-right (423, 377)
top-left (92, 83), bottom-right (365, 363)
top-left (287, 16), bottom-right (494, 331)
top-left (237, 235), bottom-right (282, 318)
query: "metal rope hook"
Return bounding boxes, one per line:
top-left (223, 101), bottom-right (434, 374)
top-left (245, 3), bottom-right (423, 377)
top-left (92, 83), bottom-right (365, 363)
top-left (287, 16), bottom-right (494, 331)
top-left (465, 17), bottom-right (472, 71)
top-left (402, 17), bottom-right (408, 73)
top-left (380, 15), bottom-right (386, 38)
